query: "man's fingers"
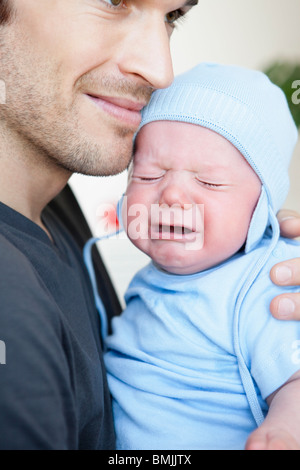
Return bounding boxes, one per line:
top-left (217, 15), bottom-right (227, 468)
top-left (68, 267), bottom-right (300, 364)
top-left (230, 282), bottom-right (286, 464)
top-left (270, 259), bottom-right (300, 287)
top-left (270, 293), bottom-right (300, 320)
top-left (277, 209), bottom-right (300, 239)
top-left (272, 211), bottom-right (300, 319)
top-left (245, 429), bottom-right (300, 450)
top-left (270, 259), bottom-right (300, 319)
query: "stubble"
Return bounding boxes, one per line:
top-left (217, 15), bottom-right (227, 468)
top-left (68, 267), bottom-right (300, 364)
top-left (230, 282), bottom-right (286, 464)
top-left (0, 27), bottom-right (153, 177)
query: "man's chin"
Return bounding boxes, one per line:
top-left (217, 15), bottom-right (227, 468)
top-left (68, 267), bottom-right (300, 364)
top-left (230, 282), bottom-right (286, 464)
top-left (60, 146), bottom-right (133, 177)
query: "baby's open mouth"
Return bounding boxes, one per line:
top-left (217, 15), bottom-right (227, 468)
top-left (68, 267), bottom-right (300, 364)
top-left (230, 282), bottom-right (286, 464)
top-left (159, 224), bottom-right (194, 235)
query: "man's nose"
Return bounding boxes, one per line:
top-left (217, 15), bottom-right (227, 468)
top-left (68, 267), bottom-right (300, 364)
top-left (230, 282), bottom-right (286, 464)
top-left (117, 16), bottom-right (174, 90)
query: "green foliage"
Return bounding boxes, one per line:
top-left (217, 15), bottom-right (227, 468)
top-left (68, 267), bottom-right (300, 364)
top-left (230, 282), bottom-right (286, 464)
top-left (264, 62), bottom-right (300, 128)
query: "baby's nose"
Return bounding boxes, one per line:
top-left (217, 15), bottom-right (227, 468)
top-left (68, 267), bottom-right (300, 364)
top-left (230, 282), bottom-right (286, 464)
top-left (159, 182), bottom-right (193, 208)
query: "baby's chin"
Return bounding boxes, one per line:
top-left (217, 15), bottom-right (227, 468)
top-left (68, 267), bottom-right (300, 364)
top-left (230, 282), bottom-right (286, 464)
top-left (152, 260), bottom-right (207, 276)
top-left (127, 241), bottom-right (209, 276)
top-left (128, 234), bottom-right (241, 276)
top-left (151, 249), bottom-right (241, 276)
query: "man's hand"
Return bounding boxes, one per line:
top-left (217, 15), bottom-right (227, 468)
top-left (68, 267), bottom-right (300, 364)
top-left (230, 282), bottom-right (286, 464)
top-left (270, 210), bottom-right (300, 320)
top-left (277, 209), bottom-right (300, 239)
top-left (245, 428), bottom-right (300, 450)
top-left (246, 371), bottom-right (300, 451)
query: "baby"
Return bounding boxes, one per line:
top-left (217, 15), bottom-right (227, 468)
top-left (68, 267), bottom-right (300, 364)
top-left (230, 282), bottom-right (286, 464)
top-left (97, 63), bottom-right (300, 449)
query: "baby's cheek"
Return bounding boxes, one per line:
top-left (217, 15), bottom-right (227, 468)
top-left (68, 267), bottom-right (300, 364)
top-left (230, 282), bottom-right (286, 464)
top-left (204, 223), bottom-right (248, 264)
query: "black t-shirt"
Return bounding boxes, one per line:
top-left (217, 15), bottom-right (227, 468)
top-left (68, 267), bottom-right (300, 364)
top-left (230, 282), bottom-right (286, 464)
top-left (0, 201), bottom-right (115, 449)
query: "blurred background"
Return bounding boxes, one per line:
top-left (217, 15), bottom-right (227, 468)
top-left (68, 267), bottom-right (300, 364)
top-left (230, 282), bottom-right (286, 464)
top-left (70, 0), bottom-right (300, 305)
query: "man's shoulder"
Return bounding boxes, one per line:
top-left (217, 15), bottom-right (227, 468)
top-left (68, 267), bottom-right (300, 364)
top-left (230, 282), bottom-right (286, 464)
top-left (0, 232), bottom-right (62, 327)
top-left (0, 231), bottom-right (40, 281)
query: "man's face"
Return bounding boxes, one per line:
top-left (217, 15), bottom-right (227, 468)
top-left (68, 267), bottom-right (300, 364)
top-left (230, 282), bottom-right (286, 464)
top-left (0, 0), bottom-right (197, 176)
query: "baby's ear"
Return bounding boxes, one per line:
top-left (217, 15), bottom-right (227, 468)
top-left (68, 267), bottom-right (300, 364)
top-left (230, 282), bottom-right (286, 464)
top-left (127, 160), bottom-right (134, 181)
top-left (116, 195), bottom-right (125, 231)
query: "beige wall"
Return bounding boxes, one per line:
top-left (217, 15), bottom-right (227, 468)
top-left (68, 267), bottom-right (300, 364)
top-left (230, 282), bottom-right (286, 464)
top-left (171, 0), bottom-right (300, 73)
top-left (285, 137), bottom-right (300, 212)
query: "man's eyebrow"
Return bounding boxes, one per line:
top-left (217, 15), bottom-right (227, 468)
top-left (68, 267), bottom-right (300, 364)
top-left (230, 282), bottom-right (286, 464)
top-left (184, 0), bottom-right (198, 7)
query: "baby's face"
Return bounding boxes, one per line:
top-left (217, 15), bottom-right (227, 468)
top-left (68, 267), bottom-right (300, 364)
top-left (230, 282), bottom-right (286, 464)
top-left (123, 121), bottom-right (261, 275)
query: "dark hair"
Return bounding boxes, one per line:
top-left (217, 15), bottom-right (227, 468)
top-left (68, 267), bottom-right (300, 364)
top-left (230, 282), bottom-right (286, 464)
top-left (0, 0), bottom-right (13, 25)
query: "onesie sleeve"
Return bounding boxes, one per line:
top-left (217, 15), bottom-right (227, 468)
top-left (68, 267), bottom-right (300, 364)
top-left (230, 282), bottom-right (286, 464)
top-left (239, 240), bottom-right (300, 400)
top-left (0, 239), bottom-right (76, 449)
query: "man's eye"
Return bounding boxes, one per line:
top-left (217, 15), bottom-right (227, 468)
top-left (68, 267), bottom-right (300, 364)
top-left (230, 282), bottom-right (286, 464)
top-left (165, 9), bottom-right (185, 26)
top-left (101, 0), bottom-right (124, 8)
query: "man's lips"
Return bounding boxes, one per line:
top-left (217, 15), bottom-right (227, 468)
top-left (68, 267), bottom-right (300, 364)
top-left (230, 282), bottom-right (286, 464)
top-left (86, 93), bottom-right (147, 128)
top-left (93, 95), bottom-right (146, 112)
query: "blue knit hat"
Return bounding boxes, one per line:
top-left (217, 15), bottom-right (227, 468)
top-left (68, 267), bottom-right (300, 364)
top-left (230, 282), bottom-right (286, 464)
top-left (138, 63), bottom-right (298, 252)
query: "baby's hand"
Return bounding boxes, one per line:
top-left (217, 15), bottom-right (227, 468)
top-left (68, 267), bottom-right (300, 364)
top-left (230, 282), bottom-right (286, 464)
top-left (245, 428), bottom-right (300, 450)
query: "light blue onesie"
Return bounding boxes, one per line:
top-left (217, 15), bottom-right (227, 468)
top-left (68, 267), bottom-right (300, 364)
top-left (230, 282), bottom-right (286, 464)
top-left (104, 235), bottom-right (300, 450)
top-left (84, 63), bottom-right (299, 450)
